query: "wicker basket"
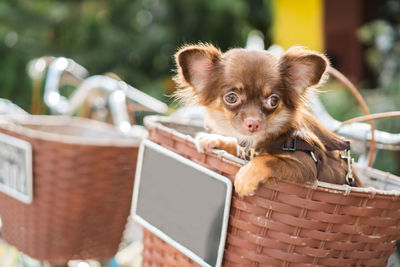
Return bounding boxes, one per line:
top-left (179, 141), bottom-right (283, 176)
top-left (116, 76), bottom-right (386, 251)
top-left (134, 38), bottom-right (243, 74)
top-left (142, 115), bottom-right (400, 267)
top-left (0, 115), bottom-right (140, 263)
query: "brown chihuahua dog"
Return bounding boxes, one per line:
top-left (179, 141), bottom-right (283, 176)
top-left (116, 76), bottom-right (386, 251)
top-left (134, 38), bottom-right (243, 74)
top-left (174, 43), bottom-right (362, 196)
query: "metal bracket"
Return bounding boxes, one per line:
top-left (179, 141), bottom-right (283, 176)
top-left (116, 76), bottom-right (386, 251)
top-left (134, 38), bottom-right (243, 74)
top-left (340, 149), bottom-right (355, 185)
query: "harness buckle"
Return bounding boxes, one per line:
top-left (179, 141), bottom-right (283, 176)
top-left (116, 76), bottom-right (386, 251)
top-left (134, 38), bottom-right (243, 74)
top-left (281, 138), bottom-right (297, 151)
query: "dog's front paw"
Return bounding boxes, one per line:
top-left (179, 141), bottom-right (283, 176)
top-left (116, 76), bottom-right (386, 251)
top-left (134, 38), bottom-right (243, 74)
top-left (194, 133), bottom-right (237, 155)
top-left (234, 163), bottom-right (262, 197)
top-left (234, 158), bottom-right (276, 197)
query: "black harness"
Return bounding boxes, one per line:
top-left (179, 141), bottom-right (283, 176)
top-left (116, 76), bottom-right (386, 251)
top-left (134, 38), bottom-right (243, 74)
top-left (238, 137), bottom-right (355, 185)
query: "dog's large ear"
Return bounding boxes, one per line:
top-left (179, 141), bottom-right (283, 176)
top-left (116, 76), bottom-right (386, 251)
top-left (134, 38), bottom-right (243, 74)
top-left (279, 47), bottom-right (329, 94)
top-left (174, 43), bottom-right (222, 91)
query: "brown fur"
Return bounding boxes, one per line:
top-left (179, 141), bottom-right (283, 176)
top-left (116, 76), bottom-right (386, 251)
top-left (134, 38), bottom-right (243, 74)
top-left (174, 43), bottom-right (362, 196)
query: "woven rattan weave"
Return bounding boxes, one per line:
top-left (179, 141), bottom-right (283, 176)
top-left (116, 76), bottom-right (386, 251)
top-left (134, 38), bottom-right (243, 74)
top-left (0, 115), bottom-right (139, 263)
top-left (142, 115), bottom-right (400, 267)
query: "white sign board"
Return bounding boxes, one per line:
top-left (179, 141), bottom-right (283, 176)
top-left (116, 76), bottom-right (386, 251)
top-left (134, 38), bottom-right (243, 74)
top-left (0, 132), bottom-right (33, 203)
top-left (132, 140), bottom-right (232, 267)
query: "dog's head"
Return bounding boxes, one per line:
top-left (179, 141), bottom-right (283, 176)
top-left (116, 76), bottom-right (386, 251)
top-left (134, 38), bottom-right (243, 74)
top-left (174, 44), bottom-right (329, 145)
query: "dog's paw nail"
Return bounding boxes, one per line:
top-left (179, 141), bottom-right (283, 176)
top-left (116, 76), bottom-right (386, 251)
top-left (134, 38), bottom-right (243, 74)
top-left (194, 134), bottom-right (222, 154)
top-left (194, 143), bottom-right (204, 153)
top-left (234, 177), bottom-right (257, 197)
top-left (235, 188), bottom-right (256, 197)
top-left (194, 136), bottom-right (207, 153)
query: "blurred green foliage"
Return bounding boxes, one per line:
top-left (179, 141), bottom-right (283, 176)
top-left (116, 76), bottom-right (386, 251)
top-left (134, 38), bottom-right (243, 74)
top-left (1, 0), bottom-right (398, 174)
top-left (358, 1), bottom-right (400, 174)
top-left (0, 0), bottom-right (271, 110)
top-left (320, 0), bottom-right (400, 175)
top-left (320, 83), bottom-right (400, 175)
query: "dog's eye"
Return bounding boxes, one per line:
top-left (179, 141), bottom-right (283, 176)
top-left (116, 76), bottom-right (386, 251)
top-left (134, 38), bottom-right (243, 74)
top-left (264, 94), bottom-right (280, 109)
top-left (223, 92), bottom-right (240, 105)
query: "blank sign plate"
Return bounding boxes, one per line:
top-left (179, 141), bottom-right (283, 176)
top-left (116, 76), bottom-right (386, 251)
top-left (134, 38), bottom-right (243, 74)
top-left (0, 132), bottom-right (32, 203)
top-left (132, 140), bottom-right (232, 267)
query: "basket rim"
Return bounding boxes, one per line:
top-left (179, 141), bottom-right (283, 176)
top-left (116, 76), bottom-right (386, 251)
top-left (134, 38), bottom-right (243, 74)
top-left (0, 114), bottom-right (141, 147)
top-left (144, 115), bottom-right (400, 198)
